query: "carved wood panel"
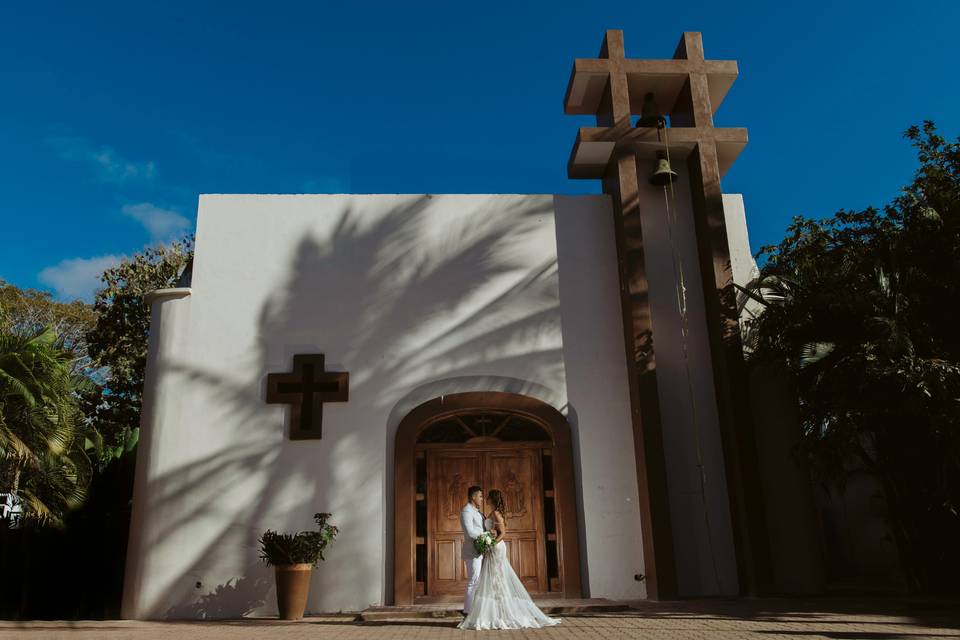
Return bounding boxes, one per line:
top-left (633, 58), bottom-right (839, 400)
top-left (426, 451), bottom-right (481, 595)
top-left (488, 449), bottom-right (547, 593)
top-left (425, 447), bottom-right (546, 596)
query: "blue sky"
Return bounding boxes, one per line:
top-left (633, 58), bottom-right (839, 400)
top-left (1, 1), bottom-right (958, 301)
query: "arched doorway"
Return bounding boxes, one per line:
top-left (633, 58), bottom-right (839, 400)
top-left (394, 392), bottom-right (582, 604)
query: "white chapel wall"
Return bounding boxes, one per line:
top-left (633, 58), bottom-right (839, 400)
top-left (123, 288), bottom-right (194, 619)
top-left (123, 194), bottom-right (647, 619)
top-left (553, 195), bottom-right (648, 600)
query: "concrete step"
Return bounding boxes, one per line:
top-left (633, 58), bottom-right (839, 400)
top-left (359, 598), bottom-right (630, 621)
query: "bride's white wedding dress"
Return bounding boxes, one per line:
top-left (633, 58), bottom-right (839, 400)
top-left (459, 517), bottom-right (561, 630)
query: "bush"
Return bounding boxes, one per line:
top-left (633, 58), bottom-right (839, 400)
top-left (740, 121), bottom-right (960, 592)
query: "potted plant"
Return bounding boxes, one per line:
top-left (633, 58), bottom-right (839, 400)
top-left (258, 512), bottom-right (339, 619)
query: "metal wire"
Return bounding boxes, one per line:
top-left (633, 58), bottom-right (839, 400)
top-left (661, 123), bottom-right (723, 592)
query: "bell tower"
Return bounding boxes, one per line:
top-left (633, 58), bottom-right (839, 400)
top-left (564, 31), bottom-right (772, 598)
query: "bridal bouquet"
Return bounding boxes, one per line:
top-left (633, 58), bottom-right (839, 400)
top-left (473, 532), bottom-right (497, 556)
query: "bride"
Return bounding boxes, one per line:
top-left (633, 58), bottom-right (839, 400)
top-left (459, 489), bottom-right (561, 630)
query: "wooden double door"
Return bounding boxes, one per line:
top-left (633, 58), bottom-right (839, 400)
top-left (425, 446), bottom-right (547, 596)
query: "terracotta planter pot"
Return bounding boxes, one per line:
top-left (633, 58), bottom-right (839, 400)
top-left (274, 563), bottom-right (313, 619)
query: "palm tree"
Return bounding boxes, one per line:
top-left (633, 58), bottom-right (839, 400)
top-left (0, 327), bottom-right (91, 526)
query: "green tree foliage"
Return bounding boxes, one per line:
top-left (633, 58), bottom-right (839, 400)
top-left (0, 328), bottom-right (92, 526)
top-left (740, 122), bottom-right (960, 591)
top-left (0, 285), bottom-right (98, 525)
top-left (83, 237), bottom-right (193, 462)
top-left (0, 237), bottom-right (192, 527)
top-left (0, 281), bottom-right (96, 374)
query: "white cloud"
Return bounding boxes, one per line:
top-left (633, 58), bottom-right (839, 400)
top-left (38, 254), bottom-right (125, 302)
top-left (122, 202), bottom-right (192, 241)
top-left (46, 135), bottom-right (156, 183)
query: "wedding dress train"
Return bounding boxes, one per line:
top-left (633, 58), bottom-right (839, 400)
top-left (459, 518), bottom-right (561, 630)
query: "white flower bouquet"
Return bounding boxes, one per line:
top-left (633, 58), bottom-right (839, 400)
top-left (473, 531), bottom-right (497, 555)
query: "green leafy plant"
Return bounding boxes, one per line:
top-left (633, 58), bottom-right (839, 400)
top-left (0, 236), bottom-right (192, 527)
top-left (83, 236), bottom-right (193, 464)
top-left (0, 280), bottom-right (96, 374)
top-left (0, 327), bottom-right (93, 526)
top-left (258, 512), bottom-right (339, 566)
top-left (739, 121), bottom-right (960, 592)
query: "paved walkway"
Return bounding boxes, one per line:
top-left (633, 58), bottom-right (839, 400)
top-left (359, 598), bottom-right (627, 620)
top-left (2, 597), bottom-right (959, 639)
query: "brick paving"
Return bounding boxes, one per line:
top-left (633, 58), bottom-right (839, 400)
top-left (2, 597), bottom-right (959, 639)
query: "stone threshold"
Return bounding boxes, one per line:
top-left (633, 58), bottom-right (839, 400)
top-left (359, 598), bottom-right (630, 621)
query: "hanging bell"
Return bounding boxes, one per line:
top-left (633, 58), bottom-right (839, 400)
top-left (649, 150), bottom-right (678, 186)
top-left (636, 92), bottom-right (666, 128)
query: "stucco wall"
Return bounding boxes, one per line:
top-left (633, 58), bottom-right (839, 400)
top-left (122, 194), bottom-right (649, 619)
top-left (122, 288), bottom-right (193, 619)
top-left (554, 195), bottom-right (648, 600)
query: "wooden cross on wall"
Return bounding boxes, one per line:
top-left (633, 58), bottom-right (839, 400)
top-left (266, 354), bottom-right (349, 440)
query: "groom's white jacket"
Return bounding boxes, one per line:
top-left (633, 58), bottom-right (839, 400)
top-left (460, 503), bottom-right (485, 559)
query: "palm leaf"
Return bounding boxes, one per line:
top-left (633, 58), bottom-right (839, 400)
top-left (799, 341), bottom-right (836, 368)
top-left (0, 325), bottom-right (92, 523)
top-left (735, 282), bottom-right (769, 308)
top-left (0, 369), bottom-right (37, 405)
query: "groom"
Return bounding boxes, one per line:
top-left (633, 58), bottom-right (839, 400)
top-left (459, 485), bottom-right (485, 615)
